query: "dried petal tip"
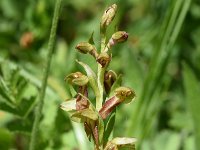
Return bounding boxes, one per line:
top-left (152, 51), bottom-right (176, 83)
top-left (65, 72), bottom-right (89, 86)
top-left (109, 31), bottom-right (128, 46)
top-left (114, 87), bottom-right (135, 103)
top-left (101, 4), bottom-right (117, 30)
top-left (75, 42), bottom-right (95, 54)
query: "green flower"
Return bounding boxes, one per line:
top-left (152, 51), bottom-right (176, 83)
top-left (64, 72), bottom-right (89, 86)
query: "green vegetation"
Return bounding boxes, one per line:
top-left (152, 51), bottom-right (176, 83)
top-left (0, 0), bottom-right (200, 149)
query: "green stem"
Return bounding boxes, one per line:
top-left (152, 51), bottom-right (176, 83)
top-left (29, 0), bottom-right (62, 149)
top-left (97, 35), bottom-right (106, 111)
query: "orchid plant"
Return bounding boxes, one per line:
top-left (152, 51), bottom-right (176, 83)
top-left (61, 4), bottom-right (137, 150)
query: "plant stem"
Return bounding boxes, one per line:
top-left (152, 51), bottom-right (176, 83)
top-left (29, 0), bottom-right (62, 149)
top-left (97, 35), bottom-right (106, 111)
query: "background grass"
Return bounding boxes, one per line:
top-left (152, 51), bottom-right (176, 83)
top-left (0, 0), bottom-right (200, 149)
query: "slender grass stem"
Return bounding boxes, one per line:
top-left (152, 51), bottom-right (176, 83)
top-left (127, 0), bottom-right (191, 144)
top-left (141, 0), bottom-right (191, 140)
top-left (29, 0), bottom-right (62, 149)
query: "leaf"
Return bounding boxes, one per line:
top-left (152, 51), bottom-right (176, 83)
top-left (69, 84), bottom-right (77, 97)
top-left (0, 96), bottom-right (36, 118)
top-left (6, 118), bottom-right (32, 133)
top-left (0, 77), bottom-right (15, 105)
top-left (152, 130), bottom-right (181, 150)
top-left (104, 109), bottom-right (116, 145)
top-left (183, 63), bottom-right (200, 150)
top-left (88, 31), bottom-right (95, 45)
top-left (98, 115), bottom-right (104, 145)
top-left (0, 128), bottom-right (13, 149)
top-left (0, 60), bottom-right (38, 118)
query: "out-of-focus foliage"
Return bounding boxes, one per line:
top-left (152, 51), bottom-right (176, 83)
top-left (0, 0), bottom-right (200, 149)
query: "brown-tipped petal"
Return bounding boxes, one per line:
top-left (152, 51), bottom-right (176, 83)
top-left (101, 4), bottom-right (117, 30)
top-left (97, 53), bottom-right (111, 68)
top-left (65, 72), bottom-right (89, 86)
top-left (99, 96), bottom-right (120, 119)
top-left (114, 87), bottom-right (136, 103)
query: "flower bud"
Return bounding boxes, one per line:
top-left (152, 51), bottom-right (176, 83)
top-left (109, 31), bottom-right (128, 46)
top-left (104, 70), bottom-right (117, 93)
top-left (101, 4), bottom-right (117, 30)
top-left (75, 42), bottom-right (98, 58)
top-left (114, 87), bottom-right (135, 103)
top-left (97, 53), bottom-right (111, 68)
top-left (75, 42), bottom-right (95, 53)
top-left (65, 72), bottom-right (89, 86)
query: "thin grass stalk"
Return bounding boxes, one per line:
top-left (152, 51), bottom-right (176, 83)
top-left (142, 0), bottom-right (191, 144)
top-left (183, 64), bottom-right (200, 150)
top-left (127, 0), bottom-right (183, 137)
top-left (127, 0), bottom-right (191, 145)
top-left (142, 0), bottom-right (192, 137)
top-left (29, 0), bottom-right (62, 149)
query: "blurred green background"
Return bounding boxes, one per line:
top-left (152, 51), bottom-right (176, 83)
top-left (0, 0), bottom-right (200, 149)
